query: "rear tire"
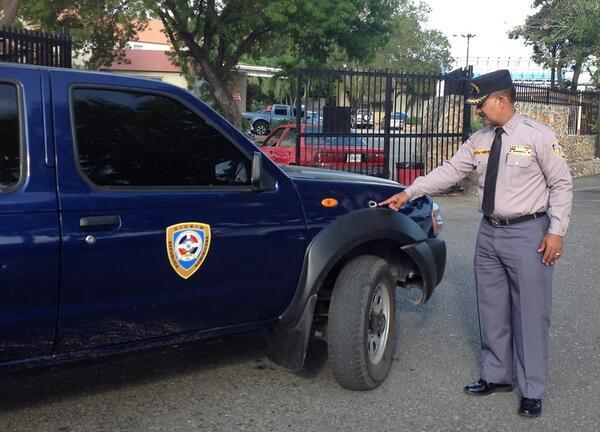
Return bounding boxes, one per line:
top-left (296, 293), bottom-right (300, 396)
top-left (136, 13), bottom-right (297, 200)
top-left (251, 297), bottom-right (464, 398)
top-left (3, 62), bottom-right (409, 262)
top-left (328, 255), bottom-right (396, 390)
top-left (253, 120), bottom-right (270, 136)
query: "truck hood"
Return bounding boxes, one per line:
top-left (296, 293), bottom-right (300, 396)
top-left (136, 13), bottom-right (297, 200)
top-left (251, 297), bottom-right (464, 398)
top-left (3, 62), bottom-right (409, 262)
top-left (280, 165), bottom-right (398, 186)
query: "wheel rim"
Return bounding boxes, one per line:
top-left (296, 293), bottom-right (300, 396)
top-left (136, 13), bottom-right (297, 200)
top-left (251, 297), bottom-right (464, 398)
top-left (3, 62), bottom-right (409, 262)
top-left (255, 123), bottom-right (268, 135)
top-left (367, 282), bottom-right (391, 364)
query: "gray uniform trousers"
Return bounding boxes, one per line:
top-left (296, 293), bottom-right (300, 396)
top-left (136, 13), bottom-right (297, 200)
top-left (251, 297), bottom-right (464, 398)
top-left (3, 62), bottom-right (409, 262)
top-left (474, 215), bottom-right (553, 399)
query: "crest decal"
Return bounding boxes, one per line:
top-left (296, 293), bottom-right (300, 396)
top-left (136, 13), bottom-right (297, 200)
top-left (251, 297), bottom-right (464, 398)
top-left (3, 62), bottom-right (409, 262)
top-left (166, 222), bottom-right (211, 279)
top-left (552, 142), bottom-right (566, 159)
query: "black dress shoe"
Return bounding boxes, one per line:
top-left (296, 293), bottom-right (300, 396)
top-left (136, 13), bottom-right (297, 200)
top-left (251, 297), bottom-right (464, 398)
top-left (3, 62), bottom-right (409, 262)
top-left (464, 379), bottom-right (513, 396)
top-left (518, 397), bottom-right (542, 417)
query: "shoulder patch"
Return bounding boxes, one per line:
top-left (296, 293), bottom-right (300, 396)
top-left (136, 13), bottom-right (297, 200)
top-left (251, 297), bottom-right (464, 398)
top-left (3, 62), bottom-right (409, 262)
top-left (552, 141), bottom-right (566, 159)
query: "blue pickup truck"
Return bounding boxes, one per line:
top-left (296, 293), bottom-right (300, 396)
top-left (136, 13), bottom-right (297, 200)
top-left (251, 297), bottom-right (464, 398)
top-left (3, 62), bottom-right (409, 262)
top-left (242, 104), bottom-right (322, 135)
top-left (0, 62), bottom-right (446, 390)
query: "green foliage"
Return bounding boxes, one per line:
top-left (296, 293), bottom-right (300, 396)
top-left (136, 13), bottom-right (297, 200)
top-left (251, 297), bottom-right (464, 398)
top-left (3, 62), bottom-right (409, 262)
top-left (146, 0), bottom-right (400, 126)
top-left (367, 1), bottom-right (453, 74)
top-left (509, 0), bottom-right (600, 90)
top-left (240, 117), bottom-right (251, 132)
top-left (470, 113), bottom-right (484, 133)
top-left (17, 0), bottom-right (148, 69)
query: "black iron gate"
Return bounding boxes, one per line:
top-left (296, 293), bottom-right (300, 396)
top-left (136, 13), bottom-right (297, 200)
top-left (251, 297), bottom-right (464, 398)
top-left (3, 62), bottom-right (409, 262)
top-left (295, 68), bottom-right (472, 183)
top-left (0, 26), bottom-right (72, 68)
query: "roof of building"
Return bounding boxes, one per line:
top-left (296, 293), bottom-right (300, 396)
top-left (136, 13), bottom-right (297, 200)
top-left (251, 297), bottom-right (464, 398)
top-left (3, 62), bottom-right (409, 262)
top-left (104, 49), bottom-right (181, 73)
top-left (135, 19), bottom-right (170, 45)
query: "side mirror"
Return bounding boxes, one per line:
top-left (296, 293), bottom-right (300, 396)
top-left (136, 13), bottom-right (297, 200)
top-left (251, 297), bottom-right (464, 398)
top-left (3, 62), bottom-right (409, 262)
top-left (251, 151), bottom-right (276, 192)
top-left (251, 151), bottom-right (263, 191)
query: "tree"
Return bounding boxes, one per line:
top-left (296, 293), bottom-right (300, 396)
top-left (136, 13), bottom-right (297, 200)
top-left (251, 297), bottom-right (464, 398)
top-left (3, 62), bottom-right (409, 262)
top-left (368, 1), bottom-right (452, 74)
top-left (16, 0), bottom-right (148, 69)
top-left (146, 0), bottom-right (398, 128)
top-left (510, 0), bottom-right (600, 90)
top-left (1, 0), bottom-right (20, 25)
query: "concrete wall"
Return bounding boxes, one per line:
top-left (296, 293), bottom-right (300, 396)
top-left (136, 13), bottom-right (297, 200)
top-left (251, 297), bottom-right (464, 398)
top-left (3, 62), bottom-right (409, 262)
top-left (515, 102), bottom-right (597, 162)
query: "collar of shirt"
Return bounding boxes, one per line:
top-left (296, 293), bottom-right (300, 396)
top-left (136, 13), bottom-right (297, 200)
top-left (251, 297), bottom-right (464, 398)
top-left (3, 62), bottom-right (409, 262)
top-left (499, 111), bottom-right (521, 137)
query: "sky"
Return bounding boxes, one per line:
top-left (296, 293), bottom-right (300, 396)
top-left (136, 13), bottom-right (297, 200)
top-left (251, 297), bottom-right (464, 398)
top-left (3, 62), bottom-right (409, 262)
top-left (422, 0), bottom-right (538, 69)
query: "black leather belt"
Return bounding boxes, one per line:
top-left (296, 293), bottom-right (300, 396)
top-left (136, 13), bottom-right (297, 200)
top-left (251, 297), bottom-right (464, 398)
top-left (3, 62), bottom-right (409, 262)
top-left (484, 212), bottom-right (547, 227)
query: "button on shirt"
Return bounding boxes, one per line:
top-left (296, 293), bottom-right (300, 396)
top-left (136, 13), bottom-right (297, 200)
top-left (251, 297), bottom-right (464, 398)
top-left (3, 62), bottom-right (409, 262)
top-left (405, 112), bottom-right (573, 236)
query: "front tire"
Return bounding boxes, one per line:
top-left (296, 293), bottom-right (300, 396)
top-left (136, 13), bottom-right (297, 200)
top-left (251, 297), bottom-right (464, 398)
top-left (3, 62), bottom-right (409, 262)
top-left (328, 255), bottom-right (396, 390)
top-left (253, 120), bottom-right (270, 136)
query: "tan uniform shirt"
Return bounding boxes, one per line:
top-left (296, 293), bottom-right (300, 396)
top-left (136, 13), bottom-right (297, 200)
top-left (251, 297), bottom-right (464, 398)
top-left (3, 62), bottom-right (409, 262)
top-left (405, 111), bottom-right (573, 236)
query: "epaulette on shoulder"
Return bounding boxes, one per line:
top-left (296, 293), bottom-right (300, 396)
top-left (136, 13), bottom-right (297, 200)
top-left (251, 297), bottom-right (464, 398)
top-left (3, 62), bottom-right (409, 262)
top-left (522, 117), bottom-right (552, 134)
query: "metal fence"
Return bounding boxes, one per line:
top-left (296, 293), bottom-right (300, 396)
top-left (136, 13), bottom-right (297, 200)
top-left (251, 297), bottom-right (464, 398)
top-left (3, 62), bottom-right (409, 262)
top-left (0, 26), bottom-right (72, 68)
top-left (295, 68), bottom-right (472, 182)
top-left (515, 83), bottom-right (599, 135)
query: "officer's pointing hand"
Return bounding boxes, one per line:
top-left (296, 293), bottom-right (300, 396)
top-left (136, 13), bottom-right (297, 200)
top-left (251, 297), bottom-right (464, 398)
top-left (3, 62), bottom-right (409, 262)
top-left (537, 233), bottom-right (564, 266)
top-left (378, 191), bottom-right (409, 211)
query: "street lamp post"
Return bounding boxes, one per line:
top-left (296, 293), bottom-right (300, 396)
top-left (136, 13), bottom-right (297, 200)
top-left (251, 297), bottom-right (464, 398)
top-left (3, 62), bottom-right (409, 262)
top-left (453, 33), bottom-right (476, 69)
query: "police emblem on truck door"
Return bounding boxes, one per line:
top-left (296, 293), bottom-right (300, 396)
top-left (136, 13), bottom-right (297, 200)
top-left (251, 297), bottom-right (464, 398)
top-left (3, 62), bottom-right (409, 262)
top-left (166, 223), bottom-right (211, 279)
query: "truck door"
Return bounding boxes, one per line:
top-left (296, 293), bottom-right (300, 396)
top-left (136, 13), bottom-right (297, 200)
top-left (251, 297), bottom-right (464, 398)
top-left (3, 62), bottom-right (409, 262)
top-left (50, 70), bottom-right (307, 352)
top-left (0, 68), bottom-right (60, 362)
top-left (272, 128), bottom-right (298, 165)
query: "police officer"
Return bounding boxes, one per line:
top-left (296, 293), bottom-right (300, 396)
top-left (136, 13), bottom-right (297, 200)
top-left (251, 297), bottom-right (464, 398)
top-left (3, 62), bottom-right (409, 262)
top-left (379, 70), bottom-right (572, 418)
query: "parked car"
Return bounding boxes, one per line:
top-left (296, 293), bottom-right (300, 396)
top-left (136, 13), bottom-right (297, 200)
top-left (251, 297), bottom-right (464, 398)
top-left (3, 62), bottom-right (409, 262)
top-left (352, 108), bottom-right (374, 128)
top-left (242, 103), bottom-right (310, 135)
top-left (0, 61), bottom-right (446, 390)
top-left (380, 112), bottom-right (407, 130)
top-left (259, 123), bottom-right (384, 176)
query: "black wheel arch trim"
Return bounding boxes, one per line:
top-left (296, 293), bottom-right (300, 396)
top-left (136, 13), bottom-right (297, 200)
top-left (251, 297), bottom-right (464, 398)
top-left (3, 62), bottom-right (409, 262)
top-left (266, 208), bottom-right (446, 371)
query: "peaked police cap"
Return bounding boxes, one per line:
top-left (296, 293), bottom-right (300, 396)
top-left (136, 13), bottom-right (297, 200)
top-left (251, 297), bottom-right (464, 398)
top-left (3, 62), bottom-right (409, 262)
top-left (465, 69), bottom-right (513, 105)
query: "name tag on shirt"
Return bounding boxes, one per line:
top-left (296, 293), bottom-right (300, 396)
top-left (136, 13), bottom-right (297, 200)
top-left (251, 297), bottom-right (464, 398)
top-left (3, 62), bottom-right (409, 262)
top-left (473, 149), bottom-right (490, 156)
top-left (508, 145), bottom-right (532, 156)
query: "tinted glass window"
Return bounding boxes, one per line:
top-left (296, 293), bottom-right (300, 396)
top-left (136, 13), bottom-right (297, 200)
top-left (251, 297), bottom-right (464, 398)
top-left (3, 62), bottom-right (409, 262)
top-left (72, 89), bottom-right (251, 187)
top-left (274, 107), bottom-right (287, 115)
top-left (264, 127), bottom-right (285, 147)
top-left (281, 129), bottom-right (297, 147)
top-left (0, 84), bottom-right (20, 189)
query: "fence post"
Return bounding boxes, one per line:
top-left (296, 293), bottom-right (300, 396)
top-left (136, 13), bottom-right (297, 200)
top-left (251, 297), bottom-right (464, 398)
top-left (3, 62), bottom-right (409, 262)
top-left (596, 96), bottom-right (600, 158)
top-left (295, 69), bottom-right (304, 165)
top-left (383, 73), bottom-right (393, 180)
top-left (461, 66), bottom-right (473, 143)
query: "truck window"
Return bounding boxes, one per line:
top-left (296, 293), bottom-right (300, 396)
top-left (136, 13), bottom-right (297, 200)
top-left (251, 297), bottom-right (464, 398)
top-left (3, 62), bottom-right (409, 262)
top-left (0, 84), bottom-right (20, 189)
top-left (274, 106), bottom-right (288, 116)
top-left (281, 129), bottom-right (297, 148)
top-left (264, 127), bottom-right (285, 146)
top-left (71, 88), bottom-right (251, 188)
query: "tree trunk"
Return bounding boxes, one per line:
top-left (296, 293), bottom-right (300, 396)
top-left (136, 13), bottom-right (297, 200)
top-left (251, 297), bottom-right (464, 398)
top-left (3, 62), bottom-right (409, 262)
top-left (198, 57), bottom-right (242, 129)
top-left (1, 0), bottom-right (20, 26)
top-left (571, 61), bottom-right (582, 92)
top-left (550, 44), bottom-right (557, 88)
top-left (557, 64), bottom-right (565, 89)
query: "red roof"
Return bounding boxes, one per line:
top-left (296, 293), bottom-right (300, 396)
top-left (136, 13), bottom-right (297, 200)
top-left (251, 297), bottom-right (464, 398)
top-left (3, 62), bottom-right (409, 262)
top-left (135, 19), bottom-right (170, 45)
top-left (105, 50), bottom-right (182, 73)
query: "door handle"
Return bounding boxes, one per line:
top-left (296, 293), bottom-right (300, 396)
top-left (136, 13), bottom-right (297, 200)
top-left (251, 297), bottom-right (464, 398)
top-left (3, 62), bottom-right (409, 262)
top-left (79, 215), bottom-right (121, 231)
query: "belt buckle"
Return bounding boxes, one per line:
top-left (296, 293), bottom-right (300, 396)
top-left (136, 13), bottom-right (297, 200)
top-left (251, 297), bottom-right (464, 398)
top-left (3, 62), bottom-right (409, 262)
top-left (489, 217), bottom-right (500, 226)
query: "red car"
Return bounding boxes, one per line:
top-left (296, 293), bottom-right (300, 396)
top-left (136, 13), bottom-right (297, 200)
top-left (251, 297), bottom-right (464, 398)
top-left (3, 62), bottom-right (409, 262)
top-left (258, 124), bottom-right (385, 176)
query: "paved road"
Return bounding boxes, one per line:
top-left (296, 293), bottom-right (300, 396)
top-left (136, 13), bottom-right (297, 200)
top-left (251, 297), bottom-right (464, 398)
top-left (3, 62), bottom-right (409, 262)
top-left (1, 176), bottom-right (599, 432)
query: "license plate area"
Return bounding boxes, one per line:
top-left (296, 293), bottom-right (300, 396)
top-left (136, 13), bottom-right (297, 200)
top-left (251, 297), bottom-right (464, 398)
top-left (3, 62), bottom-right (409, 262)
top-left (346, 153), bottom-right (362, 163)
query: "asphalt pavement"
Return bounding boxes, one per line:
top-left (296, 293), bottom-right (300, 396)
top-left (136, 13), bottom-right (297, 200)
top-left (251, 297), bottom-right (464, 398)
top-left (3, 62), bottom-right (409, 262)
top-left (0, 175), bottom-right (599, 432)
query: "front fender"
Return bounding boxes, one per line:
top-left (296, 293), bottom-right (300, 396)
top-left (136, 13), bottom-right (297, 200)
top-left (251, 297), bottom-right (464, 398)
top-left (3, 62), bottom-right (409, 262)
top-left (266, 208), bottom-right (437, 371)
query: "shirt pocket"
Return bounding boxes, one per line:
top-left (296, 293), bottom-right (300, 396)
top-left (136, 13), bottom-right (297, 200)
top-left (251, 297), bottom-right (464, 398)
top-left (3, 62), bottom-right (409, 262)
top-left (505, 154), bottom-right (533, 186)
top-left (474, 156), bottom-right (488, 187)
